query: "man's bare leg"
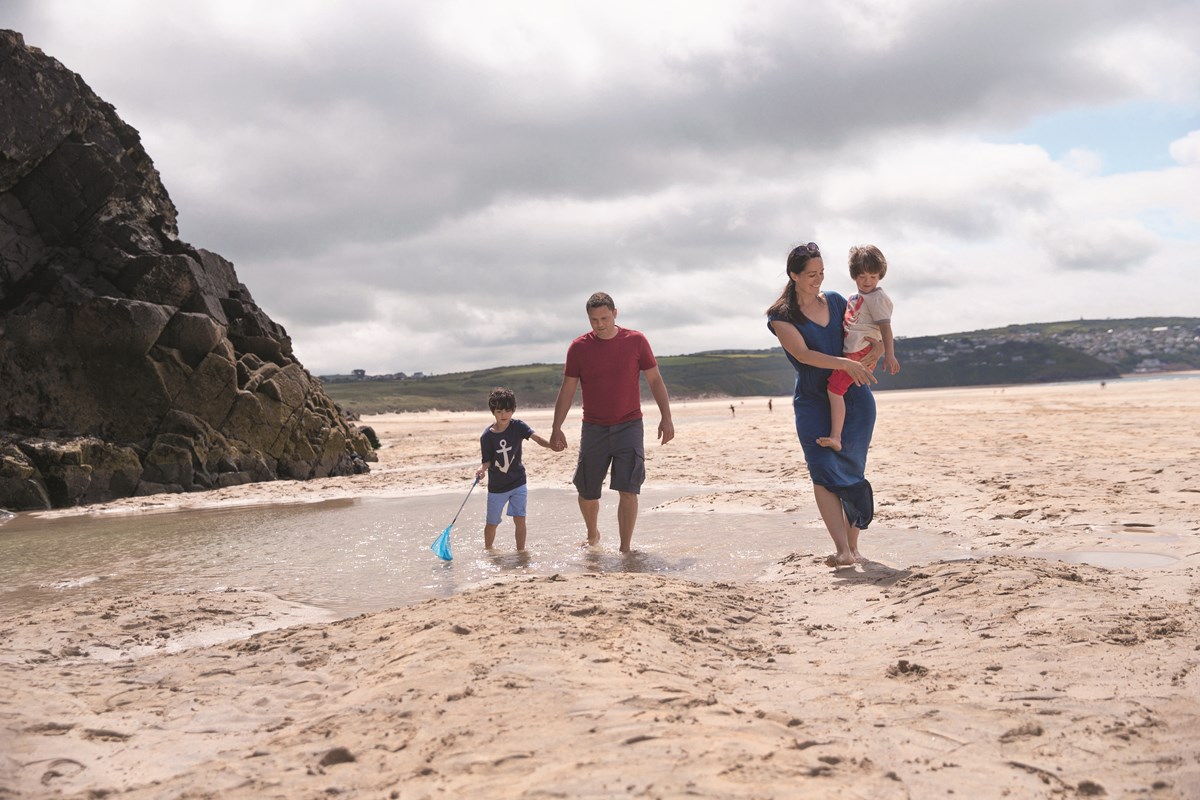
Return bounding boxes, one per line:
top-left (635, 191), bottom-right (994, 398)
top-left (578, 496), bottom-right (601, 546)
top-left (617, 491), bottom-right (638, 553)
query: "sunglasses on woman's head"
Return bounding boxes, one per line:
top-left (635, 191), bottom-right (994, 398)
top-left (792, 242), bottom-right (820, 256)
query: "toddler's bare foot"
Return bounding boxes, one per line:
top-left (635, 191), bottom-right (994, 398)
top-left (816, 436), bottom-right (842, 452)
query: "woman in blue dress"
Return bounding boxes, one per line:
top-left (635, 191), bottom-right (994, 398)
top-left (766, 242), bottom-right (880, 567)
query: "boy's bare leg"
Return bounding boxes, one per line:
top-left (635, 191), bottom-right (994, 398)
top-left (484, 523), bottom-right (498, 549)
top-left (578, 496), bottom-right (601, 546)
top-left (617, 491), bottom-right (638, 553)
top-left (513, 516), bottom-right (528, 551)
top-left (817, 391), bottom-right (845, 451)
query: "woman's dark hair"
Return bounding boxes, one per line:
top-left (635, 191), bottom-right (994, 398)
top-left (765, 242), bottom-right (821, 325)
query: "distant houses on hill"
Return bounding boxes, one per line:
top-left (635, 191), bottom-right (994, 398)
top-left (1038, 324), bottom-right (1199, 373)
top-left (876, 320), bottom-right (1199, 391)
top-left (905, 320), bottom-right (1200, 374)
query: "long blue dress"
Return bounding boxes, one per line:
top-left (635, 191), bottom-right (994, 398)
top-left (769, 291), bottom-right (877, 529)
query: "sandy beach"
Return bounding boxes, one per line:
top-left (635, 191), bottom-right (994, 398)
top-left (2, 376), bottom-right (1198, 798)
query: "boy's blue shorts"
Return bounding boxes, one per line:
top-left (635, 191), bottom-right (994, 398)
top-left (486, 484), bottom-right (528, 525)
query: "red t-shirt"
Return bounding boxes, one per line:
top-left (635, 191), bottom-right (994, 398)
top-left (564, 328), bottom-right (657, 425)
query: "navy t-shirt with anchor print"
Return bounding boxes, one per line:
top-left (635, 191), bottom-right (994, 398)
top-left (480, 419), bottom-right (535, 494)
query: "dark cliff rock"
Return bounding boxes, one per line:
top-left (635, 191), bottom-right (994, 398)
top-left (0, 30), bottom-right (373, 511)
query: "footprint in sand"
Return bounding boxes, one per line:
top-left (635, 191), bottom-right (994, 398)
top-left (885, 659), bottom-right (928, 678)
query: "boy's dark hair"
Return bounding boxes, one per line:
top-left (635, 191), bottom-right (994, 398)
top-left (848, 245), bottom-right (887, 279)
top-left (586, 292), bottom-right (615, 312)
top-left (488, 386), bottom-right (516, 411)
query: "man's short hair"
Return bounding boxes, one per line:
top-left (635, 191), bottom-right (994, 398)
top-left (488, 386), bottom-right (516, 411)
top-left (586, 292), bottom-right (615, 312)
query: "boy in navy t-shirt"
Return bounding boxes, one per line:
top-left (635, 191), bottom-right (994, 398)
top-left (476, 387), bottom-right (552, 551)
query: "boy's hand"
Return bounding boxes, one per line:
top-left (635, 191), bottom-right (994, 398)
top-left (475, 467), bottom-right (485, 481)
top-left (883, 354), bottom-right (900, 375)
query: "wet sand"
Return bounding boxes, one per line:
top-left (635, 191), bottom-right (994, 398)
top-left (2, 377), bottom-right (1198, 798)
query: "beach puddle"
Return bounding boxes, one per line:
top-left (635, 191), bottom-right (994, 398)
top-left (0, 489), bottom-right (977, 619)
top-left (1081, 522), bottom-right (1192, 544)
top-left (14, 486), bottom-right (1178, 622)
top-left (0, 489), bottom-right (836, 618)
top-left (1032, 550), bottom-right (1180, 569)
top-left (1007, 522), bottom-right (1192, 569)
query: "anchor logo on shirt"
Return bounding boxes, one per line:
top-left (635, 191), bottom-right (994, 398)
top-left (494, 439), bottom-right (513, 473)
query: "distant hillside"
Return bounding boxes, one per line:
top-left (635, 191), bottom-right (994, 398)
top-left (322, 317), bottom-right (1200, 414)
top-left (319, 364), bottom-right (565, 414)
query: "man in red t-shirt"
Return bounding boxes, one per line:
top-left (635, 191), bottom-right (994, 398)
top-left (550, 292), bottom-right (674, 553)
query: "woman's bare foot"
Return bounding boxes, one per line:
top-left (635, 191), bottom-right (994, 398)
top-left (580, 532), bottom-right (601, 547)
top-left (824, 553), bottom-right (856, 568)
top-left (816, 436), bottom-right (842, 452)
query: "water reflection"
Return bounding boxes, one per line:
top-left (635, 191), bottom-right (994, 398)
top-left (483, 550), bottom-right (535, 572)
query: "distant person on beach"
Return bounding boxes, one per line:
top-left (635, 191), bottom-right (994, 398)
top-left (817, 245), bottom-right (900, 452)
top-left (476, 387), bottom-right (552, 551)
top-left (550, 292), bottom-right (674, 553)
top-left (766, 242), bottom-right (881, 568)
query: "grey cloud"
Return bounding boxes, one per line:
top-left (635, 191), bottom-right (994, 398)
top-left (1043, 226), bottom-right (1160, 272)
top-left (128, 1), bottom-right (1172, 262)
top-left (849, 191), bottom-right (1041, 241)
top-left (8, 0), bottom-right (1197, 374)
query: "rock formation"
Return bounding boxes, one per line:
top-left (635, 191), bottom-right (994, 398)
top-left (0, 30), bottom-right (373, 511)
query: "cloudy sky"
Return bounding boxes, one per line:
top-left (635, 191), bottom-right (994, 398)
top-left (6, 0), bottom-right (1199, 376)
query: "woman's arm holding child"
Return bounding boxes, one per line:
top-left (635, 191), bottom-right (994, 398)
top-left (771, 320), bottom-right (877, 386)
